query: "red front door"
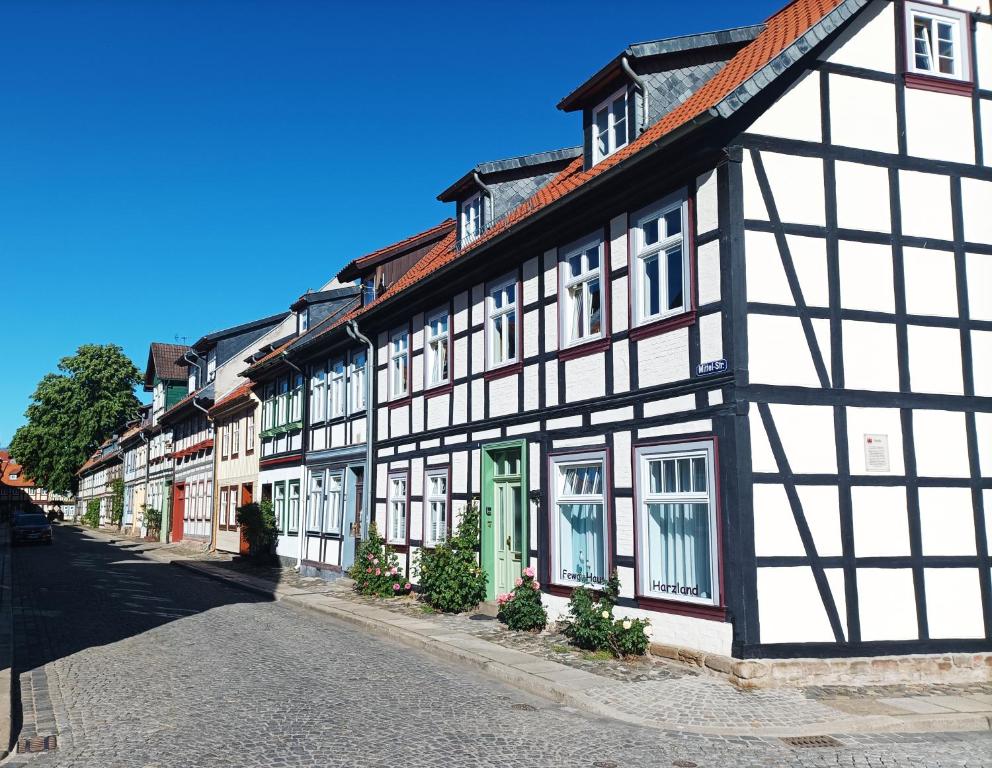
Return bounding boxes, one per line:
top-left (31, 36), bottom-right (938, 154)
top-left (239, 484), bottom-right (252, 555)
top-left (172, 484), bottom-right (186, 543)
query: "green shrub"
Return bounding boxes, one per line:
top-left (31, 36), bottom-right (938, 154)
top-left (141, 503), bottom-right (162, 532)
top-left (109, 479), bottom-right (124, 527)
top-left (235, 500), bottom-right (278, 560)
top-left (417, 501), bottom-right (487, 613)
top-left (82, 499), bottom-right (101, 528)
top-left (496, 567), bottom-right (547, 631)
top-left (560, 571), bottom-right (651, 657)
top-left (349, 523), bottom-right (408, 597)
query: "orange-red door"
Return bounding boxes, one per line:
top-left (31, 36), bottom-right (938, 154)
top-left (239, 484), bottom-right (252, 555)
top-left (172, 483), bottom-right (186, 543)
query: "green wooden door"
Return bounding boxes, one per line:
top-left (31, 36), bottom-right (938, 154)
top-left (481, 442), bottom-right (527, 601)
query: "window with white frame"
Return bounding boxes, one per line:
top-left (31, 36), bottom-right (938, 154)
top-left (635, 441), bottom-right (718, 605)
top-left (307, 473), bottom-right (323, 530)
top-left (274, 481), bottom-right (286, 533)
top-left (231, 418), bottom-right (240, 457)
top-left (288, 480), bottom-right (300, 534)
top-left (262, 384), bottom-right (275, 430)
top-left (592, 88), bottom-right (629, 163)
top-left (228, 486), bottom-right (238, 528)
top-left (560, 236), bottom-right (603, 346)
top-left (246, 412), bottom-right (255, 453)
top-left (290, 374), bottom-right (303, 422)
top-left (220, 487), bottom-right (229, 528)
top-left (206, 480), bottom-right (212, 520)
top-left (387, 473), bottom-right (407, 545)
top-left (905, 2), bottom-right (969, 81)
top-left (631, 193), bottom-right (689, 326)
top-left (277, 378), bottom-right (289, 426)
top-left (424, 468), bottom-right (448, 547)
top-left (389, 330), bottom-right (409, 399)
top-left (487, 275), bottom-right (518, 369)
top-left (311, 366), bottom-right (326, 423)
top-left (551, 453), bottom-right (608, 587)
top-left (329, 360), bottom-right (346, 418)
top-left (350, 351), bottom-right (367, 413)
top-left (425, 309), bottom-right (450, 387)
top-left (324, 472), bottom-right (342, 534)
top-left (461, 192), bottom-right (482, 244)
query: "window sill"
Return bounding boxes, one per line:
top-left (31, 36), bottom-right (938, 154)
top-left (628, 310), bottom-right (697, 342)
top-left (388, 396), bottom-right (412, 410)
top-left (904, 72), bottom-right (973, 96)
top-left (484, 361), bottom-right (523, 382)
top-left (558, 336), bottom-right (610, 362)
top-left (635, 594), bottom-right (727, 622)
top-left (424, 382), bottom-right (453, 400)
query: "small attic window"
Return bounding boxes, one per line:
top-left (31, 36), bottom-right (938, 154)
top-left (299, 308), bottom-right (309, 333)
top-left (461, 192), bottom-right (482, 244)
top-left (904, 2), bottom-right (970, 84)
top-left (593, 87), bottom-right (629, 164)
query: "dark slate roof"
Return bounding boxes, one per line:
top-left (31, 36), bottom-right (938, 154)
top-left (158, 381), bottom-right (215, 423)
top-left (144, 343), bottom-right (191, 389)
top-left (190, 311), bottom-right (290, 353)
top-left (437, 147), bottom-right (582, 203)
top-left (246, 294), bottom-right (360, 373)
top-left (557, 24), bottom-right (766, 112)
top-left (289, 285), bottom-right (361, 312)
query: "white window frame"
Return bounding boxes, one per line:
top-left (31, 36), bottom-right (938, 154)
top-left (424, 308), bottom-right (450, 389)
top-left (550, 451), bottom-right (609, 588)
top-left (461, 192), bottom-right (483, 244)
top-left (486, 274), bottom-right (518, 370)
top-left (323, 471), bottom-right (343, 534)
top-left (311, 365), bottom-right (327, 423)
top-left (231, 418), bottom-right (240, 457)
top-left (349, 350), bottom-right (367, 414)
top-left (290, 374), bottom-right (303, 423)
top-left (592, 87), bottom-right (629, 164)
top-left (424, 467), bottom-right (449, 548)
top-left (274, 481), bottom-right (287, 534)
top-left (904, 2), bottom-right (970, 82)
top-left (634, 440), bottom-right (719, 607)
top-left (246, 411), bottom-right (255, 453)
top-left (288, 479), bottom-right (300, 534)
top-left (307, 472), bottom-right (323, 531)
top-left (389, 329), bottom-right (409, 400)
top-left (328, 359), bottom-right (346, 418)
top-left (387, 472), bottom-right (408, 545)
top-left (220, 487), bottom-right (229, 529)
top-left (559, 234), bottom-right (605, 348)
top-left (631, 191), bottom-right (690, 327)
top-left (228, 486), bottom-right (238, 528)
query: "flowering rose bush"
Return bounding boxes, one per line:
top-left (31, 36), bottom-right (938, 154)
top-left (417, 501), bottom-right (488, 613)
top-left (348, 523), bottom-right (407, 597)
top-left (559, 571), bottom-right (650, 657)
top-left (607, 616), bottom-right (652, 657)
top-left (496, 566), bottom-right (547, 632)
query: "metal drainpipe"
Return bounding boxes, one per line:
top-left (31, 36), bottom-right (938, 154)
top-left (345, 319), bottom-right (374, 542)
top-left (139, 430), bottom-right (150, 536)
top-left (472, 172), bottom-right (495, 229)
top-left (620, 56), bottom-right (649, 133)
top-left (191, 397), bottom-right (216, 552)
top-left (281, 352), bottom-right (307, 570)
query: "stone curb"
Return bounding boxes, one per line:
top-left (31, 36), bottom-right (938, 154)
top-left (0, 527), bottom-right (13, 760)
top-left (167, 558), bottom-right (992, 738)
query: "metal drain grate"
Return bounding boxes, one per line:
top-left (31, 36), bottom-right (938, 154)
top-left (510, 702), bottom-right (537, 711)
top-left (781, 735), bottom-right (843, 749)
top-left (672, 761), bottom-right (698, 768)
top-left (17, 735), bottom-right (57, 753)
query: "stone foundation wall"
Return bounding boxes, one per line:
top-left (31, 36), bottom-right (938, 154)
top-left (649, 642), bottom-right (992, 689)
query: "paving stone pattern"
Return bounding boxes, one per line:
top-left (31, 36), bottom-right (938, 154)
top-left (7, 526), bottom-right (992, 767)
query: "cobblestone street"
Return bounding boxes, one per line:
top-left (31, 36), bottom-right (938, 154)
top-left (6, 526), bottom-right (992, 767)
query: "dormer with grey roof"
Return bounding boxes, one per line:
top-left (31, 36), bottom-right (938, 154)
top-left (557, 24), bottom-right (764, 169)
top-left (438, 147), bottom-right (582, 249)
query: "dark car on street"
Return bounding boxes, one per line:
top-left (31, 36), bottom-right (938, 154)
top-left (12, 514), bottom-right (53, 546)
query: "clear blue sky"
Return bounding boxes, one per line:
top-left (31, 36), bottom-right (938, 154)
top-left (0, 0), bottom-right (780, 445)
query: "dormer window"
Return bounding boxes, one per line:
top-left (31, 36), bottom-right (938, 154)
top-left (593, 88), bottom-right (629, 163)
top-left (461, 192), bottom-right (482, 244)
top-left (298, 309), bottom-right (309, 334)
top-left (904, 2), bottom-right (970, 83)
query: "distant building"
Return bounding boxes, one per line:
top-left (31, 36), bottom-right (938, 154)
top-left (0, 450), bottom-right (75, 520)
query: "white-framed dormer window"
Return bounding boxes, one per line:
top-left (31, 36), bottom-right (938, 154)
top-left (389, 329), bottom-right (409, 399)
top-left (311, 365), bottom-right (326, 423)
top-left (551, 452), bottom-right (608, 588)
top-left (350, 350), bottom-right (367, 414)
top-left (206, 349), bottom-right (217, 382)
top-left (560, 235), bottom-right (603, 347)
top-left (425, 309), bottom-right (450, 388)
top-left (329, 359), bottom-right (346, 418)
top-left (298, 309), bottom-right (309, 334)
top-left (424, 467), bottom-right (448, 547)
top-left (461, 192), bottom-right (482, 244)
top-left (487, 275), bottom-right (518, 369)
top-left (592, 88), bottom-right (629, 163)
top-left (905, 2), bottom-right (970, 81)
top-left (635, 440), bottom-right (719, 606)
top-left (387, 472), bottom-right (408, 545)
top-left (631, 192), bottom-right (690, 327)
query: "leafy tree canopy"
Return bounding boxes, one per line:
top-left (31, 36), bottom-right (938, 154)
top-left (9, 344), bottom-right (141, 495)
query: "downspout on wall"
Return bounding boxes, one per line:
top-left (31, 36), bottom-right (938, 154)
top-left (472, 172), bottom-right (495, 230)
top-left (620, 55), bottom-right (649, 133)
top-left (191, 397), bottom-right (216, 552)
top-left (281, 352), bottom-right (307, 569)
top-left (345, 319), bottom-right (374, 542)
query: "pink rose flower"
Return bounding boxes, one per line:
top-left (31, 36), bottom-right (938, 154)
top-left (366, 568), bottom-right (372, 574)
top-left (392, 583), bottom-right (400, 590)
top-left (523, 566), bottom-right (535, 578)
top-left (375, 568), bottom-right (381, 576)
top-left (373, 558), bottom-right (379, 565)
top-left (390, 566), bottom-right (398, 575)
top-left (404, 582), bottom-right (411, 590)
top-left (514, 577), bottom-right (523, 588)
top-left (532, 581), bottom-right (540, 590)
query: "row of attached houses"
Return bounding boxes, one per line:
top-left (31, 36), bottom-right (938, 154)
top-left (78, 0), bottom-right (992, 662)
top-left (0, 450), bottom-right (75, 520)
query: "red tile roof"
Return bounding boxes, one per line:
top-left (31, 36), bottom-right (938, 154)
top-left (338, 219), bottom-right (455, 281)
top-left (1, 451), bottom-right (35, 489)
top-left (145, 342), bottom-right (191, 386)
top-left (209, 382), bottom-right (256, 415)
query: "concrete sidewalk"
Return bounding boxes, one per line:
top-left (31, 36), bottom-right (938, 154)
top-left (87, 527), bottom-right (992, 739)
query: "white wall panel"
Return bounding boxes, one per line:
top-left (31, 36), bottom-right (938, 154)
top-left (565, 353), bottom-right (606, 402)
top-left (836, 161), bottom-right (890, 232)
top-left (858, 568), bottom-right (918, 641)
top-left (971, 331), bottom-right (992, 397)
top-left (426, 393), bottom-right (449, 430)
top-left (612, 338), bottom-right (630, 394)
top-left (699, 311), bottom-right (723, 364)
top-left (757, 567), bottom-right (838, 644)
top-left (471, 378), bottom-right (485, 421)
top-left (982, 101), bottom-right (992, 168)
top-left (636, 328), bottom-right (690, 386)
top-left (523, 309), bottom-right (541, 359)
top-left (543, 304), bottom-right (558, 352)
top-left (979, 21), bottom-right (992, 90)
top-left (853, 486), bottom-right (910, 556)
top-left (962, 178), bottom-right (992, 244)
top-left (544, 359), bottom-right (559, 407)
top-left (824, 1), bottom-right (894, 72)
top-left (746, 71), bottom-right (821, 143)
top-left (546, 415), bottom-right (582, 431)
top-left (900, 170), bottom-right (952, 240)
top-left (903, 247), bottom-right (958, 317)
top-left (908, 325), bottom-right (963, 395)
top-left (746, 231), bottom-right (793, 304)
top-left (611, 276), bottom-right (628, 334)
top-left (842, 320), bottom-right (899, 392)
top-left (829, 76), bottom-right (897, 153)
top-left (763, 152), bottom-right (825, 227)
top-left (471, 285), bottom-right (485, 326)
top-left (925, 569), bottom-right (986, 639)
top-left (613, 430), bottom-right (632, 488)
top-left (591, 406), bottom-right (633, 425)
top-left (977, 412), bottom-right (992, 477)
top-left (614, 496), bottom-right (634, 557)
top-left (523, 363), bottom-right (539, 411)
top-left (839, 240), bottom-right (895, 312)
top-left (543, 249), bottom-right (558, 298)
top-left (770, 403), bottom-right (837, 474)
top-left (522, 257), bottom-right (539, 306)
top-left (742, 151), bottom-right (769, 220)
top-left (389, 405), bottom-right (409, 438)
top-left (788, 234), bottom-right (829, 307)
top-left (609, 213), bottom-right (628, 271)
top-left (905, 89), bottom-right (974, 165)
top-left (643, 394), bottom-right (696, 418)
top-left (749, 410), bottom-right (778, 474)
top-left (470, 330), bottom-right (484, 375)
top-left (696, 169), bottom-right (719, 234)
top-left (919, 487), bottom-right (976, 556)
top-left (637, 420), bottom-right (711, 439)
top-left (796, 485), bottom-right (843, 557)
top-left (697, 240), bottom-right (721, 305)
top-left (966, 252), bottom-right (992, 320)
top-left (846, 406), bottom-right (905, 476)
top-left (753, 484), bottom-right (804, 556)
top-left (914, 409), bottom-right (970, 478)
top-left (452, 383), bottom-right (467, 424)
top-left (453, 291), bottom-right (469, 334)
top-left (451, 450), bottom-right (468, 494)
top-left (748, 314), bottom-right (823, 388)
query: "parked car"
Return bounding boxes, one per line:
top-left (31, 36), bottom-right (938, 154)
top-left (12, 514), bottom-right (53, 546)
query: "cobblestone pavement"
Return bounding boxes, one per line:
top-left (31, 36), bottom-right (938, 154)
top-left (6, 526), bottom-right (992, 768)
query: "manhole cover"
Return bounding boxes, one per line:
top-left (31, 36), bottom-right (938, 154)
top-left (780, 735), bottom-right (843, 748)
top-left (672, 761), bottom-right (698, 768)
top-left (17, 735), bottom-right (57, 753)
top-left (510, 703), bottom-right (537, 711)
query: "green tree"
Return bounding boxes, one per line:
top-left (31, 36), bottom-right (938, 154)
top-left (109, 478), bottom-right (124, 527)
top-left (9, 344), bottom-right (141, 495)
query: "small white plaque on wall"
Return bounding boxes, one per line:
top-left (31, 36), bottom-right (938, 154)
top-left (864, 434), bottom-right (890, 473)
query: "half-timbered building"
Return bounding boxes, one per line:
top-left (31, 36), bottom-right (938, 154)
top-left (305, 0), bottom-right (992, 660)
